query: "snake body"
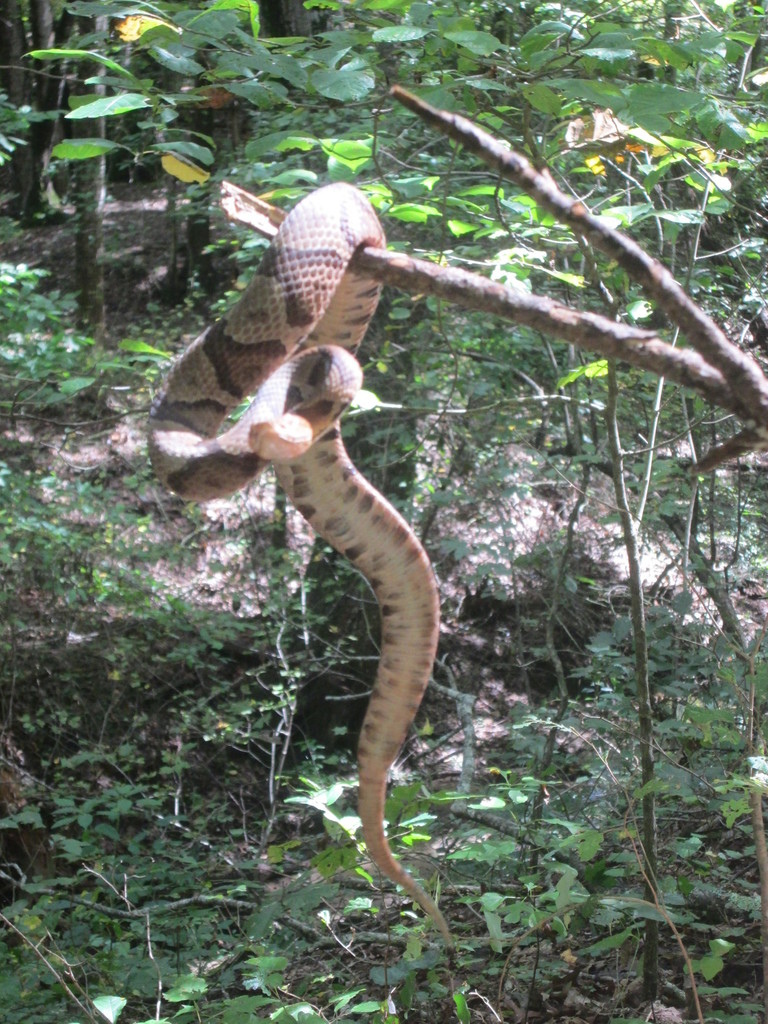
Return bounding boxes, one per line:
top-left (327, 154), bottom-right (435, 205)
top-left (149, 183), bottom-right (452, 946)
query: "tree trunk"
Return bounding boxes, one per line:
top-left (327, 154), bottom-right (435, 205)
top-left (0, 0), bottom-right (65, 220)
top-left (27, 0), bottom-right (63, 207)
top-left (72, 22), bottom-right (105, 338)
top-left (73, 153), bottom-right (105, 337)
top-left (0, 0), bottom-right (36, 217)
top-left (259, 0), bottom-right (320, 36)
top-left (187, 207), bottom-right (216, 294)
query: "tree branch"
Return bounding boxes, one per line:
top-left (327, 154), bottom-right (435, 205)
top-left (390, 86), bottom-right (768, 429)
top-left (221, 183), bottom-right (740, 415)
top-left (221, 83), bottom-right (768, 474)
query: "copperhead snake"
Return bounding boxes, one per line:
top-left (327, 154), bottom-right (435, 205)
top-left (148, 183), bottom-right (452, 947)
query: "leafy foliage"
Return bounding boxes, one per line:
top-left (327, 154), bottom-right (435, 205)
top-left (2, 0), bottom-right (768, 1022)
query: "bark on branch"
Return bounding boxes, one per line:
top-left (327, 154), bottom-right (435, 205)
top-left (391, 88), bottom-right (768, 423)
top-left (220, 89), bottom-right (768, 471)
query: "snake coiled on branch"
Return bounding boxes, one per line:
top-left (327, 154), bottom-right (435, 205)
top-left (148, 183), bottom-right (452, 947)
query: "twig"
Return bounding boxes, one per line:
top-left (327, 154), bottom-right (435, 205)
top-left (624, 829), bottom-right (704, 1023)
top-left (0, 911), bottom-right (96, 1022)
top-left (432, 658), bottom-right (476, 793)
top-left (747, 620), bottom-right (768, 1023)
top-left (145, 913), bottom-right (163, 1020)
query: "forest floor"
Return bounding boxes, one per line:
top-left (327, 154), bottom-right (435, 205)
top-left (2, 192), bottom-right (764, 1023)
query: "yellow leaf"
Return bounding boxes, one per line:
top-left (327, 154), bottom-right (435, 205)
top-left (418, 717), bottom-right (433, 737)
top-left (696, 146), bottom-right (716, 165)
top-left (585, 154), bottom-right (606, 176)
top-left (561, 947), bottom-right (578, 965)
top-left (115, 15), bottom-right (175, 42)
top-left (161, 153), bottom-right (210, 184)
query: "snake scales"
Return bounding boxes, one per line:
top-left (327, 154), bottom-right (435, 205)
top-left (148, 183), bottom-right (452, 946)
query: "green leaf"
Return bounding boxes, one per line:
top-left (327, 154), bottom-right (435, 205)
top-left (184, 8), bottom-right (241, 39)
top-left (206, 0), bottom-right (259, 31)
top-left (119, 339), bottom-right (171, 358)
top-left (697, 98), bottom-right (749, 147)
top-left (66, 93), bottom-right (151, 119)
top-left (242, 956), bottom-right (288, 994)
top-left (321, 138), bottom-right (371, 170)
top-left (672, 590), bottom-right (694, 615)
top-left (312, 68), bottom-right (375, 102)
top-left (164, 975), bottom-right (207, 1003)
top-left (93, 995), bottom-right (127, 1023)
top-left (267, 168), bottom-right (317, 186)
top-left (149, 46), bottom-right (205, 75)
top-left (235, 45), bottom-right (309, 89)
top-left (363, 0), bottom-right (413, 8)
top-left (322, 138), bottom-right (371, 160)
top-left (52, 139), bottom-right (120, 159)
top-left (0, 808), bottom-right (44, 828)
top-left (483, 908), bottom-right (504, 950)
top-left (710, 937), bottom-right (736, 956)
top-left (447, 219), bottom-right (476, 236)
top-left (352, 388), bottom-right (382, 411)
top-left (657, 208), bottom-right (703, 224)
top-left (519, 21), bottom-right (572, 58)
top-left (444, 30), bottom-right (502, 56)
top-left (149, 141), bottom-right (214, 165)
top-left (454, 992), bottom-right (471, 1024)
top-left (206, 0), bottom-right (256, 9)
top-left (555, 864), bottom-right (577, 909)
top-left (557, 359), bottom-right (608, 388)
top-left (59, 376), bottom-right (96, 394)
top-left (582, 45), bottom-right (634, 63)
top-left (546, 268), bottom-right (584, 286)
top-left (576, 829), bottom-right (602, 861)
top-left (621, 82), bottom-right (706, 133)
top-left (523, 82), bottom-right (562, 115)
top-left (245, 132), bottom-right (316, 159)
top-left (369, 951), bottom-right (441, 986)
top-left (480, 892), bottom-right (506, 912)
top-left (388, 202), bottom-right (441, 223)
top-left (28, 48), bottom-right (136, 81)
top-left (693, 952), bottom-right (725, 981)
top-left (331, 988), bottom-right (367, 1012)
top-left (626, 299), bottom-right (652, 322)
top-left (583, 926), bottom-right (635, 954)
top-left (372, 25), bottom-right (428, 42)
top-left (553, 77), bottom-right (626, 107)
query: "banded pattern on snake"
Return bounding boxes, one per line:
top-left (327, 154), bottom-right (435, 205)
top-left (149, 183), bottom-right (452, 947)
